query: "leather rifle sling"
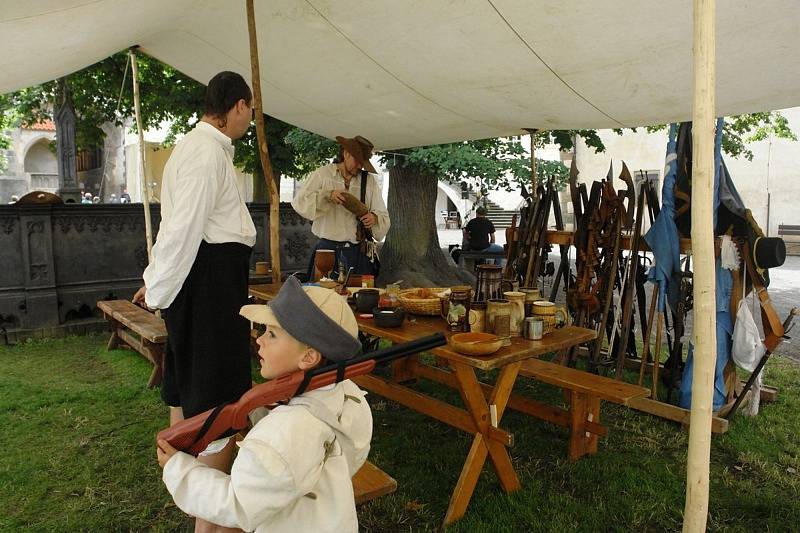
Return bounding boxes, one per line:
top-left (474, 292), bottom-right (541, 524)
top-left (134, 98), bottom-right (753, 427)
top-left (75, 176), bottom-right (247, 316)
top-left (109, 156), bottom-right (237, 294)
top-left (743, 243), bottom-right (784, 350)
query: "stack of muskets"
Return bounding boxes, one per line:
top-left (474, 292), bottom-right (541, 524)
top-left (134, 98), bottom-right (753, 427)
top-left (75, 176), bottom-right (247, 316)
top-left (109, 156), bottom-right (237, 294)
top-left (559, 163), bottom-right (693, 392)
top-left (504, 177), bottom-right (560, 289)
top-left (505, 161), bottom-right (700, 392)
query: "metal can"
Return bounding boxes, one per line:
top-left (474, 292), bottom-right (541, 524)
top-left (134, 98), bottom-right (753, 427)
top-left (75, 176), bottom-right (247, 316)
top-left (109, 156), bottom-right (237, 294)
top-left (524, 317), bottom-right (543, 340)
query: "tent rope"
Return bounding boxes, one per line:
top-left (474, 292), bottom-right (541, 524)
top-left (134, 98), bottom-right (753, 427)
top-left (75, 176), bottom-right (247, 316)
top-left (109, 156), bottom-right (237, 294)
top-left (97, 53), bottom-right (131, 201)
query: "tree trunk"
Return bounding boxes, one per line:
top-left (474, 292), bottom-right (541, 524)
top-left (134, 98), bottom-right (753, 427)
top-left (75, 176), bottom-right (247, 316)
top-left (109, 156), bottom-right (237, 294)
top-left (379, 164), bottom-right (474, 287)
top-left (252, 167), bottom-right (267, 203)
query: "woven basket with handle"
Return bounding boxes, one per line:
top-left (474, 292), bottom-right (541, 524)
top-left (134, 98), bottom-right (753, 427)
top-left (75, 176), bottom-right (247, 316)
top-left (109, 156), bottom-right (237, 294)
top-left (398, 288), bottom-right (447, 316)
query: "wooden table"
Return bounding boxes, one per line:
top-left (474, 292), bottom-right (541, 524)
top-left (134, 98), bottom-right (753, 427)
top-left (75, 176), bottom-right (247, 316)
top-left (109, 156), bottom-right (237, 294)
top-left (249, 283), bottom-right (596, 525)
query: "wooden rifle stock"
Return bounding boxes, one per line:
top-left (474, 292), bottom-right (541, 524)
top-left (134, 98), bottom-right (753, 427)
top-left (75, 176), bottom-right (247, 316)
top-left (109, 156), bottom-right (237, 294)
top-left (158, 333), bottom-right (447, 455)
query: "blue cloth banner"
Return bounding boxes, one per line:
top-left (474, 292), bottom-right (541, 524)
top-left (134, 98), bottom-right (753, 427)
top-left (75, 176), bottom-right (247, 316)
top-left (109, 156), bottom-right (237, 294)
top-left (644, 124), bottom-right (681, 312)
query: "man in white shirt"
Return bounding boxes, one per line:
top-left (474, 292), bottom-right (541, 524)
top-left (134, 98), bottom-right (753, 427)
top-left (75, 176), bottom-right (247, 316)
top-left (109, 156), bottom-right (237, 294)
top-left (133, 71), bottom-right (256, 533)
top-left (291, 136), bottom-right (390, 279)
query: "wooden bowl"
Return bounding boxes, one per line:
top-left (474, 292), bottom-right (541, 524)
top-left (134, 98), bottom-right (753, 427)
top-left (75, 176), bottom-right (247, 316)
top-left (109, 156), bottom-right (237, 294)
top-left (450, 332), bottom-right (503, 356)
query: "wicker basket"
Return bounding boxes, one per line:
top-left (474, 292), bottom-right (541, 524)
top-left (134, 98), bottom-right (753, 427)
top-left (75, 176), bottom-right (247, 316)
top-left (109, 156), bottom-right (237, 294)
top-left (398, 287), bottom-right (447, 315)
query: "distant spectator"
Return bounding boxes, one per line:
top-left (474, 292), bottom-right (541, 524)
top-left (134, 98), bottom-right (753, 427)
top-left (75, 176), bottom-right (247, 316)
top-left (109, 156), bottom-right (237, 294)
top-left (9, 195), bottom-right (19, 204)
top-left (81, 192), bottom-right (93, 204)
top-left (463, 206), bottom-right (504, 265)
top-left (121, 188), bottom-right (132, 203)
top-left (110, 194), bottom-right (120, 204)
top-left (92, 196), bottom-right (101, 204)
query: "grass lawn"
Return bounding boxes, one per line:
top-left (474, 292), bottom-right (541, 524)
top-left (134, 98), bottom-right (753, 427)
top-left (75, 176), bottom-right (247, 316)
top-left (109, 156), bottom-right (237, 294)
top-left (1, 334), bottom-right (799, 532)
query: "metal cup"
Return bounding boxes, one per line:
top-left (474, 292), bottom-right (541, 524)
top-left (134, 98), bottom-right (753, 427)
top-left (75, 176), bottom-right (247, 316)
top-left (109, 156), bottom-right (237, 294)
top-left (524, 317), bottom-right (543, 340)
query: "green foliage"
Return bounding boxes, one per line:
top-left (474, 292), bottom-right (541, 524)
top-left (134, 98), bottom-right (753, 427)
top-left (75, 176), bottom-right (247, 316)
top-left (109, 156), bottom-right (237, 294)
top-left (549, 129), bottom-right (606, 154)
top-left (285, 128), bottom-right (570, 192)
top-left (0, 94), bottom-right (15, 173)
top-left (284, 127), bottom-right (339, 176)
top-left (7, 52), bottom-right (206, 152)
top-left (644, 111), bottom-right (797, 161)
top-left (229, 118), bottom-right (315, 179)
top-left (3, 51), bottom-right (306, 179)
top-left (722, 112), bottom-right (797, 160)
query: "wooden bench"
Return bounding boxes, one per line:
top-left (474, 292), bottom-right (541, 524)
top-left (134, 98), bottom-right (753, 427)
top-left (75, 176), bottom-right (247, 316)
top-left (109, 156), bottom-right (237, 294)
top-left (519, 358), bottom-right (650, 460)
top-left (352, 461), bottom-right (397, 504)
top-left (778, 224), bottom-right (800, 255)
top-left (457, 249), bottom-right (505, 267)
top-left (97, 300), bottom-right (167, 388)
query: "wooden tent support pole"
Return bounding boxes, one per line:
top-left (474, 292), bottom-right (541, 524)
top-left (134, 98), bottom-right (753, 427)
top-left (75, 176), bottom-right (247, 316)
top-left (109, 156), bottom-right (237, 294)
top-left (129, 47), bottom-right (160, 319)
top-left (246, 0), bottom-right (282, 282)
top-left (129, 47), bottom-right (154, 262)
top-left (683, 0), bottom-right (716, 531)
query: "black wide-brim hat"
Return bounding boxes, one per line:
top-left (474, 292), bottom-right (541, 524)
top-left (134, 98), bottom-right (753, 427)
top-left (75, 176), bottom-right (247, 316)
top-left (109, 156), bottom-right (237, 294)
top-left (754, 237), bottom-right (786, 270)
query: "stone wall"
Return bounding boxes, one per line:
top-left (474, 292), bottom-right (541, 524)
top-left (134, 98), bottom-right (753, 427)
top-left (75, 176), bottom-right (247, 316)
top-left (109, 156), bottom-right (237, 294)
top-left (0, 202), bottom-right (313, 342)
top-left (0, 128), bottom-right (58, 203)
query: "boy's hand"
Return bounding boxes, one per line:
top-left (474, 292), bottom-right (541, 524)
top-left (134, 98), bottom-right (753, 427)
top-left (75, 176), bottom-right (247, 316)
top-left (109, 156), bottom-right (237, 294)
top-left (157, 438), bottom-right (178, 469)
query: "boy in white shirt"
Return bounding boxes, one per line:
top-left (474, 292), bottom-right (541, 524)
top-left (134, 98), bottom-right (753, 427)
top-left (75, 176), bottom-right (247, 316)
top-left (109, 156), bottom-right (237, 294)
top-left (156, 277), bottom-right (372, 533)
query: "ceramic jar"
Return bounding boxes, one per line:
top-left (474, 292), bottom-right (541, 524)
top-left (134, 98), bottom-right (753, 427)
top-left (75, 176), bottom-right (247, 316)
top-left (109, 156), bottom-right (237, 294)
top-left (503, 291), bottom-right (526, 336)
top-left (441, 286), bottom-right (472, 332)
top-left (520, 287), bottom-right (542, 317)
top-left (470, 302), bottom-right (486, 333)
top-left (486, 298), bottom-right (511, 335)
top-left (531, 300), bottom-right (569, 335)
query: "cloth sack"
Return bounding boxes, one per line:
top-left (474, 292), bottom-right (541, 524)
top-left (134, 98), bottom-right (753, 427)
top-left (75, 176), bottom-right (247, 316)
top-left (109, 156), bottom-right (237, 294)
top-left (731, 297), bottom-right (767, 416)
top-left (732, 298), bottom-right (766, 372)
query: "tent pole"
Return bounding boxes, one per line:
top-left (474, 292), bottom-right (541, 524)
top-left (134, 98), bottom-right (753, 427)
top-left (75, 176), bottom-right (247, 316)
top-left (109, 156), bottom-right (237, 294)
top-left (128, 47), bottom-right (154, 264)
top-left (246, 0), bottom-right (282, 282)
top-left (524, 128), bottom-right (539, 190)
top-left (683, 0), bottom-right (716, 531)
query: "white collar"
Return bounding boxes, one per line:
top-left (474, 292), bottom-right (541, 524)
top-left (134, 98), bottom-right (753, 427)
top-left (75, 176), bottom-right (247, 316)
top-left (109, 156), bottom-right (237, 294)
top-left (196, 121), bottom-right (234, 156)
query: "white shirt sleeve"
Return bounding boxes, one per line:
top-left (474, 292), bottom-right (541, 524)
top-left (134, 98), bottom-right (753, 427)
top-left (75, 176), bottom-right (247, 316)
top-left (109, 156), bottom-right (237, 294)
top-left (143, 147), bottom-right (220, 309)
top-left (291, 167), bottom-right (334, 222)
top-left (367, 175), bottom-right (390, 241)
top-left (163, 436), bottom-right (323, 531)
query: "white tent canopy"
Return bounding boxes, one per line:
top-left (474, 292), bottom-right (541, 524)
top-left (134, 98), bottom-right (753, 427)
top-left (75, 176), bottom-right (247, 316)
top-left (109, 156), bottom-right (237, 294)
top-left (2, 1), bottom-right (799, 149)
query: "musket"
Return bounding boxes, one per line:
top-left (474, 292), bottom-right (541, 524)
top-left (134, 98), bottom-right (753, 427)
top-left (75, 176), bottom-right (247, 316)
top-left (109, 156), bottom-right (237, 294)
top-left (726, 308), bottom-right (798, 419)
top-left (618, 163), bottom-right (636, 231)
top-left (503, 213), bottom-right (519, 279)
top-left (549, 182), bottom-right (571, 302)
top-left (526, 181), bottom-right (553, 287)
top-left (663, 258), bottom-right (692, 402)
top-left (568, 159), bottom-right (583, 228)
top-left (589, 180), bottom-right (624, 372)
top-left (158, 333), bottom-right (447, 455)
top-left (614, 173), bottom-right (645, 379)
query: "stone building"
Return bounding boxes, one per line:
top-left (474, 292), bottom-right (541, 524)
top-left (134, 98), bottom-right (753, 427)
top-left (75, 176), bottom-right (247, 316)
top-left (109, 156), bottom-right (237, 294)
top-left (0, 119), bottom-right (124, 203)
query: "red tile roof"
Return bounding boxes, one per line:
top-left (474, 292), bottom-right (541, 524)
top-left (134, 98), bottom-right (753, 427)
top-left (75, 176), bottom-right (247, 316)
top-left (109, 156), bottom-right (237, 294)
top-left (25, 119), bottom-right (55, 131)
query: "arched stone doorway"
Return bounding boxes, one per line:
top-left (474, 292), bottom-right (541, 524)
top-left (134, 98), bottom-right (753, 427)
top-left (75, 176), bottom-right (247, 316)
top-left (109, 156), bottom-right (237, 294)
top-left (434, 181), bottom-right (472, 229)
top-left (23, 137), bottom-right (58, 192)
